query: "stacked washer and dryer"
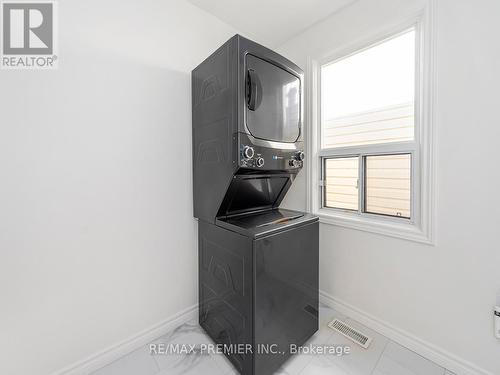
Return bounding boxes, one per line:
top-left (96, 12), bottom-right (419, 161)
top-left (192, 35), bottom-right (319, 375)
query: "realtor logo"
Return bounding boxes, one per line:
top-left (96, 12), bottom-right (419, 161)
top-left (1, 1), bottom-right (58, 69)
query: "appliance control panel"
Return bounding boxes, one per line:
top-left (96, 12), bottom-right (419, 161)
top-left (237, 134), bottom-right (304, 171)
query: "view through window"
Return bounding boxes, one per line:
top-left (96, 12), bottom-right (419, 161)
top-left (320, 29), bottom-right (416, 219)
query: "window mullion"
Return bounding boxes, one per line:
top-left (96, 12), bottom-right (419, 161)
top-left (358, 155), bottom-right (365, 215)
top-left (320, 157), bottom-right (326, 209)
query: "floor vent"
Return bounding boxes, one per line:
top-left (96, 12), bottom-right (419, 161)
top-left (328, 319), bottom-right (373, 349)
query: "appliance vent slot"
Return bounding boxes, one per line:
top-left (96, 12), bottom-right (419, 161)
top-left (328, 319), bottom-right (373, 349)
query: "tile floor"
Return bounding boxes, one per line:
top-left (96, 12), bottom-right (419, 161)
top-left (91, 304), bottom-right (456, 375)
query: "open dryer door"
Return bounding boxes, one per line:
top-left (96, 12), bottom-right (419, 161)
top-left (217, 174), bottom-right (293, 218)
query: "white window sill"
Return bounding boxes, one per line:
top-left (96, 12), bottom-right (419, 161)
top-left (315, 208), bottom-right (434, 245)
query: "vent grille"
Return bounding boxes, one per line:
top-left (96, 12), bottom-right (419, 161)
top-left (328, 319), bottom-right (373, 349)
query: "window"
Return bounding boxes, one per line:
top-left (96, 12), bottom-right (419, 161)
top-left (311, 22), bottom-right (435, 241)
top-left (321, 30), bottom-right (416, 149)
top-left (323, 153), bottom-right (412, 218)
top-left (324, 157), bottom-right (359, 211)
top-left (365, 154), bottom-right (411, 218)
top-left (320, 29), bottom-right (416, 220)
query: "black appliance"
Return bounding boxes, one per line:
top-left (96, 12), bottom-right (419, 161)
top-left (192, 34), bottom-right (319, 375)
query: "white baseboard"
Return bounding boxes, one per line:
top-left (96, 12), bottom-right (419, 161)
top-left (52, 304), bottom-right (198, 375)
top-left (319, 291), bottom-right (492, 375)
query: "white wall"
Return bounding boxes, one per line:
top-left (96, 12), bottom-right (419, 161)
top-left (0, 1), bottom-right (239, 374)
top-left (279, 0), bottom-right (500, 373)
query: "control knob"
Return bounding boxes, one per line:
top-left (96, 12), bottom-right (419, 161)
top-left (289, 159), bottom-right (299, 168)
top-left (296, 151), bottom-right (305, 161)
top-left (243, 146), bottom-right (254, 159)
top-left (255, 157), bottom-right (265, 167)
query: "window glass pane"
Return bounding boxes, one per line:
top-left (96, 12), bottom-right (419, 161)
top-left (324, 157), bottom-right (359, 211)
top-left (365, 154), bottom-right (411, 218)
top-left (321, 30), bottom-right (415, 148)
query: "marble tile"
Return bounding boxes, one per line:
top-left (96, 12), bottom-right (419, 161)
top-left (373, 341), bottom-right (445, 375)
top-left (211, 352), bottom-right (240, 375)
top-left (299, 356), bottom-right (353, 375)
top-left (303, 317), bottom-right (388, 375)
top-left (276, 333), bottom-right (329, 374)
top-left (155, 359), bottom-right (220, 375)
top-left (274, 352), bottom-right (313, 375)
top-left (91, 306), bottom-right (453, 375)
top-left (187, 305), bottom-right (347, 375)
top-left (273, 304), bottom-right (347, 375)
top-left (444, 371), bottom-right (457, 375)
top-left (90, 346), bottom-right (159, 375)
top-left (150, 319), bottom-right (221, 375)
top-left (207, 329), bottom-right (335, 375)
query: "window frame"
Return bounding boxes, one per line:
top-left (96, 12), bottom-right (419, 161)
top-left (305, 9), bottom-right (435, 244)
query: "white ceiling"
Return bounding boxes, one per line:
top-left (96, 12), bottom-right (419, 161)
top-left (188, 0), bottom-right (356, 47)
